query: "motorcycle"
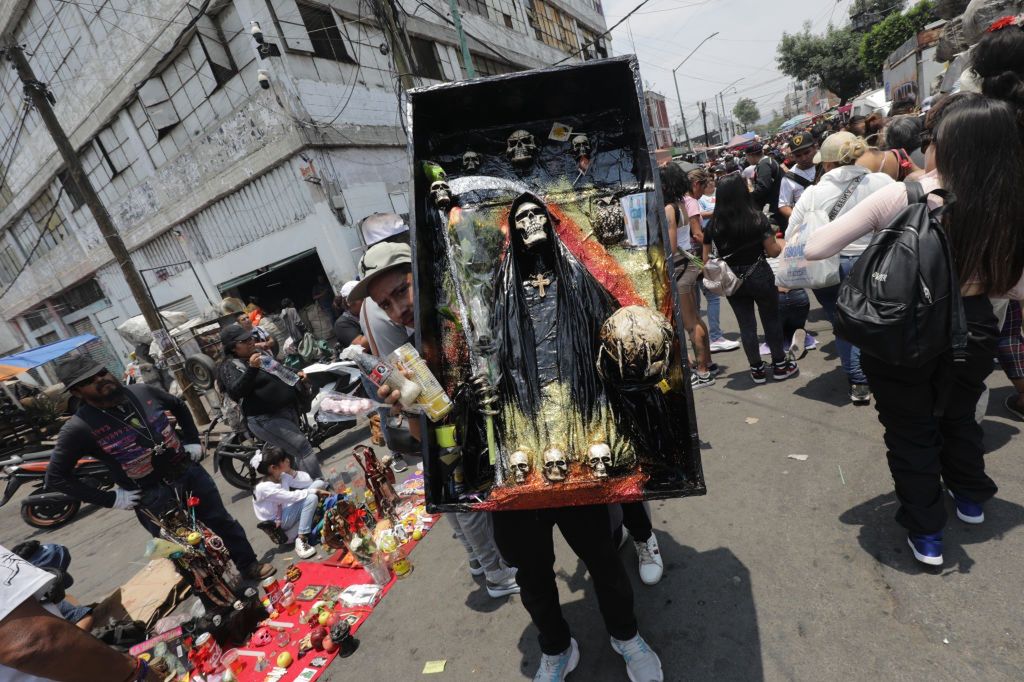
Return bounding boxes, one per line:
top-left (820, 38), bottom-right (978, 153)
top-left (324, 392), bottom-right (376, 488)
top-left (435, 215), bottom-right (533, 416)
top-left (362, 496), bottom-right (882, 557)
top-left (1, 449), bottom-right (115, 529)
top-left (210, 360), bottom-right (366, 491)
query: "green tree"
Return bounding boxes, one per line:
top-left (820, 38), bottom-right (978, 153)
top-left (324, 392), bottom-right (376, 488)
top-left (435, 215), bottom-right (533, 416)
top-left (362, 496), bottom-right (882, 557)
top-left (859, 1), bottom-right (936, 79)
top-left (732, 98), bottom-right (761, 129)
top-left (777, 23), bottom-right (869, 105)
top-left (754, 111), bottom-right (788, 137)
top-left (850, 0), bottom-right (906, 21)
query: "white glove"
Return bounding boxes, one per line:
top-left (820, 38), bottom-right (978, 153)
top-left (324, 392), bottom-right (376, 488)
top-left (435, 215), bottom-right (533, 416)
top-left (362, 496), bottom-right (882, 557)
top-left (112, 488), bottom-right (141, 510)
top-left (183, 443), bottom-right (203, 462)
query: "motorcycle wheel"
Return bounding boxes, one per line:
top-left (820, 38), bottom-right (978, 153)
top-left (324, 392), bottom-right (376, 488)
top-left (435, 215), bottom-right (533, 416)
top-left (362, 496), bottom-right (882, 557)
top-left (22, 499), bottom-right (81, 529)
top-left (215, 435), bottom-right (258, 491)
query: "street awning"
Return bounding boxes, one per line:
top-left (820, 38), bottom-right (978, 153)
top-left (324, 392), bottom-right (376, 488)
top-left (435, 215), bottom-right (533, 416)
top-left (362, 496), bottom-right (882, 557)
top-left (217, 248), bottom-right (318, 292)
top-left (727, 132), bottom-right (757, 148)
top-left (0, 334), bottom-right (99, 381)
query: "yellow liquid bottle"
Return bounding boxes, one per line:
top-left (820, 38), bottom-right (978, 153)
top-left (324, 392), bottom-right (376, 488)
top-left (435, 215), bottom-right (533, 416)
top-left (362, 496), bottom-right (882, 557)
top-left (389, 343), bottom-right (453, 422)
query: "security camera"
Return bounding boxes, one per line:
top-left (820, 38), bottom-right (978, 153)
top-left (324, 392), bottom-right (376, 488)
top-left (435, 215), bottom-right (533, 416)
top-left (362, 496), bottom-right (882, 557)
top-left (250, 21), bottom-right (264, 45)
top-left (257, 70), bottom-right (270, 90)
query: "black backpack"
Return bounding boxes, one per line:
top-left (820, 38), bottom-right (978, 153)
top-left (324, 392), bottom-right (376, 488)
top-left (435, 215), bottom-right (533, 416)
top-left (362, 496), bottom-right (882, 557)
top-left (835, 182), bottom-right (967, 367)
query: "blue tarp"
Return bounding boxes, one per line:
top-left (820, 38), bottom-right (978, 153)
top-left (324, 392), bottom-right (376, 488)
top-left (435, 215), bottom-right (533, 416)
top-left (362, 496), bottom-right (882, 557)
top-left (0, 334), bottom-right (99, 380)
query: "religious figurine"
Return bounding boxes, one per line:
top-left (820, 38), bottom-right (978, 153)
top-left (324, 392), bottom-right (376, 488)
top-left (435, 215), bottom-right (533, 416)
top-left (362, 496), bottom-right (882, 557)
top-left (353, 445), bottom-right (401, 521)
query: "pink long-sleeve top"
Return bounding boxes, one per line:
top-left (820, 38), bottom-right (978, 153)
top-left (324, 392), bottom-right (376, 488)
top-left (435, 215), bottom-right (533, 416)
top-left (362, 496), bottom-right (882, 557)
top-left (805, 170), bottom-right (1024, 299)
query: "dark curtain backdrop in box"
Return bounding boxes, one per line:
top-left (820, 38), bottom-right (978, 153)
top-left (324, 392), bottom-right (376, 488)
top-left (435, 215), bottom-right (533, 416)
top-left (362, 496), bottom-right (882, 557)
top-left (408, 56), bottom-right (704, 513)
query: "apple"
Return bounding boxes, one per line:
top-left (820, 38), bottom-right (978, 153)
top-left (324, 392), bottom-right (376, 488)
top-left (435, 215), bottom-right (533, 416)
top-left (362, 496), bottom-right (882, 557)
top-left (412, 529), bottom-right (423, 541)
top-left (318, 610), bottom-right (331, 626)
top-left (276, 652), bottom-right (292, 668)
top-left (186, 531), bottom-right (203, 546)
top-left (322, 638), bottom-right (338, 653)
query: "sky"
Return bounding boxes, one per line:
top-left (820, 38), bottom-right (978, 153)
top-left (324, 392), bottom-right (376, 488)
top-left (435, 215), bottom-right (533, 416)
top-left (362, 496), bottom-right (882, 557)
top-left (601, 0), bottom-right (858, 128)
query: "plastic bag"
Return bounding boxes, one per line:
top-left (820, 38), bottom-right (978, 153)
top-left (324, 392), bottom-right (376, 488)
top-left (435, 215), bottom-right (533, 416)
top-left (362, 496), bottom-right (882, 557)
top-left (773, 209), bottom-right (840, 290)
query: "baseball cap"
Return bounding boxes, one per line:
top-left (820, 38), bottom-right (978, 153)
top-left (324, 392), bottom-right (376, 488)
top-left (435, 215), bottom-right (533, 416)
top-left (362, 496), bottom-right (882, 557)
top-left (219, 323), bottom-right (253, 348)
top-left (340, 281), bottom-right (359, 299)
top-left (360, 212), bottom-right (409, 246)
top-left (349, 242), bottom-right (412, 302)
top-left (789, 132), bottom-right (815, 153)
top-left (814, 131), bottom-right (866, 164)
top-left (55, 355), bottom-right (108, 389)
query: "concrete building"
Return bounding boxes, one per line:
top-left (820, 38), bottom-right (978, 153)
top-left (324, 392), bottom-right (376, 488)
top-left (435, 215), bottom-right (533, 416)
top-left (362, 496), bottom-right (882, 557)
top-left (0, 0), bottom-right (609, 376)
top-left (643, 90), bottom-right (671, 149)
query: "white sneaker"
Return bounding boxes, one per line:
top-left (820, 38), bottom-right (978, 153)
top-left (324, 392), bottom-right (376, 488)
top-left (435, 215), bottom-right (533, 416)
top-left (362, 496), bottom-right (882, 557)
top-left (534, 638), bottom-right (579, 681)
top-left (610, 633), bottom-right (663, 682)
top-left (709, 338), bottom-right (740, 353)
top-left (468, 557), bottom-right (486, 576)
top-left (634, 534), bottom-right (664, 585)
top-left (294, 536), bottom-right (316, 560)
top-left (788, 329), bottom-right (807, 362)
top-left (485, 565), bottom-right (520, 598)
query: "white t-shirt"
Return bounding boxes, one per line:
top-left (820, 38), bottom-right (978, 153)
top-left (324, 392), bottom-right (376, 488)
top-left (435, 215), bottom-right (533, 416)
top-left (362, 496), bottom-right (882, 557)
top-left (789, 165), bottom-right (895, 257)
top-left (778, 165), bottom-right (818, 208)
top-left (252, 470), bottom-right (317, 523)
top-left (698, 193), bottom-right (716, 227)
top-left (0, 544), bottom-right (60, 682)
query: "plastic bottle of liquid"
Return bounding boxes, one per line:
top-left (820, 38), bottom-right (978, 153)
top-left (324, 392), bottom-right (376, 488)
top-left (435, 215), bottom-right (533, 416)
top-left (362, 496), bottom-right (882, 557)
top-left (436, 425), bottom-right (465, 500)
top-left (389, 343), bottom-right (453, 421)
top-left (350, 350), bottom-right (422, 407)
top-left (364, 489), bottom-right (377, 515)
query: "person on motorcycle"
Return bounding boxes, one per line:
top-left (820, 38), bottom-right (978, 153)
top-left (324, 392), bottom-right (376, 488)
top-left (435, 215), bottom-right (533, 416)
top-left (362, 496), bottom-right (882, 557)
top-left (47, 355), bottom-right (275, 582)
top-left (216, 324), bottom-right (323, 478)
top-left (251, 445), bottom-right (330, 559)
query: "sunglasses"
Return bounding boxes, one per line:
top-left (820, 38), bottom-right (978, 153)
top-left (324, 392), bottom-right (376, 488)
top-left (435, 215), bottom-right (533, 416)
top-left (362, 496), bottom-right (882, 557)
top-left (72, 368), bottom-right (110, 388)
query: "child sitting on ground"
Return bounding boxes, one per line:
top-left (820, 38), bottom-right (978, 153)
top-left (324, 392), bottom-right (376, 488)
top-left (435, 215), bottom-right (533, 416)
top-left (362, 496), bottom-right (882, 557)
top-left (252, 445), bottom-right (331, 559)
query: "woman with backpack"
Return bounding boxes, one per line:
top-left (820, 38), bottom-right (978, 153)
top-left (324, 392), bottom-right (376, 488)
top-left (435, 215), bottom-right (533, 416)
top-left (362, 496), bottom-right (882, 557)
top-left (805, 93), bottom-right (1024, 567)
top-left (787, 132), bottom-right (894, 405)
top-left (701, 174), bottom-right (798, 385)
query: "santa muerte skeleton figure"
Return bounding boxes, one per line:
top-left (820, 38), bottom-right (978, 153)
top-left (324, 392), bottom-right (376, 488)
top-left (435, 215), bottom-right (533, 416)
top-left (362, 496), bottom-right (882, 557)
top-left (491, 192), bottom-right (634, 483)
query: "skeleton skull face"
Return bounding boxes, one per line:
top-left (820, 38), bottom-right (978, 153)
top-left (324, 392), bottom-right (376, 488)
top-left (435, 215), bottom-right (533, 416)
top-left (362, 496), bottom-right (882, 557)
top-left (506, 129), bottom-right (537, 165)
top-left (514, 202), bottom-right (548, 249)
top-left (429, 180), bottom-right (452, 210)
top-left (462, 150), bottom-right (481, 172)
top-left (542, 447), bottom-right (568, 483)
top-left (587, 442), bottom-right (612, 479)
top-left (596, 306), bottom-right (674, 387)
top-left (509, 449), bottom-right (531, 485)
top-left (571, 134), bottom-right (592, 159)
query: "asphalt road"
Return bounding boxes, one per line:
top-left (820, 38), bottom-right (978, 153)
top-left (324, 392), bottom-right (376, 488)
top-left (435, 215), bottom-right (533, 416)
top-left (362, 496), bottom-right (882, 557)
top-left (2, 303), bottom-right (1022, 681)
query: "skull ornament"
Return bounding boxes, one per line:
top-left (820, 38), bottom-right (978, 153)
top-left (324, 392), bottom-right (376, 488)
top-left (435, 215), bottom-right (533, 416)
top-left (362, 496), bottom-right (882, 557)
top-left (462, 150), bottom-right (481, 172)
top-left (514, 201), bottom-right (548, 248)
top-left (429, 180), bottom-right (452, 210)
top-left (509, 449), bottom-right (531, 485)
top-left (506, 129), bottom-right (537, 165)
top-left (596, 306), bottom-right (674, 387)
top-left (593, 196), bottom-right (626, 246)
top-left (587, 442), bottom-right (612, 479)
top-left (542, 447), bottom-right (568, 483)
top-left (571, 134), bottom-right (592, 159)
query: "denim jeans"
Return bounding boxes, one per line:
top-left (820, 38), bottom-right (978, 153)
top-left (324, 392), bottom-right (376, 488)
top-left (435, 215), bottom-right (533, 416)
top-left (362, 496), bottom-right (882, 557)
top-left (778, 288), bottom-right (809, 343)
top-left (135, 463), bottom-right (257, 569)
top-left (695, 283), bottom-right (723, 342)
top-left (280, 480), bottom-right (328, 537)
top-left (837, 255), bottom-right (867, 384)
top-left (247, 408), bottom-right (323, 478)
top-left (726, 260), bottom-right (786, 367)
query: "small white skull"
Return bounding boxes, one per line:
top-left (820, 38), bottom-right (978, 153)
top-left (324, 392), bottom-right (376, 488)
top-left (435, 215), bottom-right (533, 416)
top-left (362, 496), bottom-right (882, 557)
top-left (588, 442), bottom-right (612, 479)
top-left (542, 447), bottom-right (568, 483)
top-left (463, 150), bottom-right (481, 172)
top-left (509, 449), bottom-right (531, 485)
top-left (506, 129), bottom-right (537, 165)
top-left (571, 134), bottom-right (592, 159)
top-left (514, 201), bottom-right (548, 248)
top-left (429, 180), bottom-right (452, 210)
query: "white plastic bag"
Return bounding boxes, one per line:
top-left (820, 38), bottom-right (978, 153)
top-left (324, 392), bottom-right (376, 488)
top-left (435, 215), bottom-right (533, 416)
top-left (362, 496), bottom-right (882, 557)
top-left (772, 207), bottom-right (840, 290)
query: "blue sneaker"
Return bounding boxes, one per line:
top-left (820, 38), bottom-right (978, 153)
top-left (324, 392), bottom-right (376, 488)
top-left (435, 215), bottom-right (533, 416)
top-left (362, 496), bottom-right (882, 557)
top-left (907, 532), bottom-right (943, 566)
top-left (533, 638), bottom-right (579, 681)
top-left (948, 489), bottom-right (984, 524)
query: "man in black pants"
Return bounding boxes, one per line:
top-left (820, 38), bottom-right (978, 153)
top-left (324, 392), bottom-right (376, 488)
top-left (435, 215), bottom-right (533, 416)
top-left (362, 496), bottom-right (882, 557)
top-left (47, 355), bottom-right (274, 581)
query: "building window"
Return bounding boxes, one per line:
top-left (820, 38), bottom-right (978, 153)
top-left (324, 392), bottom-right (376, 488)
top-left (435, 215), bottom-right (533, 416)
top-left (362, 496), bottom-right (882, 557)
top-left (578, 26), bottom-right (607, 60)
top-left (529, 0), bottom-right (579, 53)
top-left (54, 279), bottom-right (107, 314)
top-left (457, 0), bottom-right (488, 16)
top-left (196, 12), bottom-right (239, 86)
top-left (23, 307), bottom-right (50, 331)
top-left (297, 3), bottom-right (356, 63)
top-left (471, 53), bottom-right (521, 77)
top-left (503, 13), bottom-right (513, 28)
top-left (0, 239), bottom-right (23, 284)
top-left (410, 37), bottom-right (444, 80)
top-left (27, 189), bottom-right (70, 255)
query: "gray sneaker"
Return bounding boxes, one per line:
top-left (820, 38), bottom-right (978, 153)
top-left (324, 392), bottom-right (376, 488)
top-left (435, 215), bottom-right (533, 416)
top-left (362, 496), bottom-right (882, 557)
top-left (485, 566), bottom-right (520, 598)
top-left (610, 633), bottom-right (663, 682)
top-left (849, 383), bottom-right (871, 405)
top-left (468, 557), bottom-right (485, 576)
top-left (534, 638), bottom-right (579, 681)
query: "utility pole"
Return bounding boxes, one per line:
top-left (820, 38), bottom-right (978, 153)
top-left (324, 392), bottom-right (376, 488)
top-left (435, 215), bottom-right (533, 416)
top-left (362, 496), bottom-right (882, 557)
top-left (700, 101), bottom-right (710, 147)
top-left (5, 44), bottom-right (209, 424)
top-left (673, 78), bottom-right (692, 154)
top-left (446, 0), bottom-right (476, 78)
top-left (373, 0), bottom-right (417, 91)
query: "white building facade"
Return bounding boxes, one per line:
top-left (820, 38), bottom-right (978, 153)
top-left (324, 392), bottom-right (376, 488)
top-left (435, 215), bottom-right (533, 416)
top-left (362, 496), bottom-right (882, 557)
top-left (0, 0), bottom-right (609, 376)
